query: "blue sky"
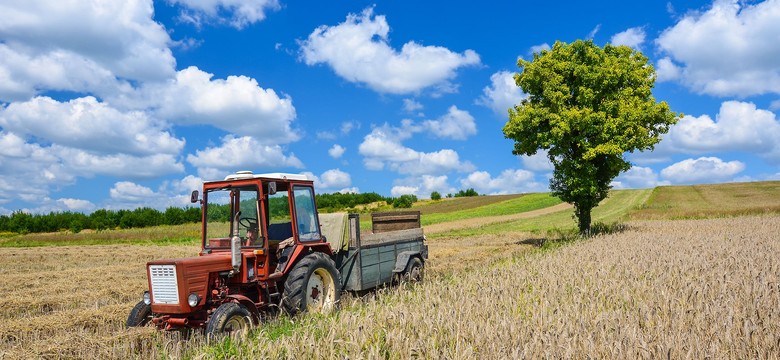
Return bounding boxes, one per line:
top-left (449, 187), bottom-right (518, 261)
top-left (1, 0), bottom-right (779, 214)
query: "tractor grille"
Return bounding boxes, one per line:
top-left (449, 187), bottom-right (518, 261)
top-left (149, 265), bottom-right (179, 304)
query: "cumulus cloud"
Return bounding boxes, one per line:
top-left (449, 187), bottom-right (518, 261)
top-left (187, 135), bottom-right (303, 178)
top-left (302, 169), bottom-right (355, 193)
top-left (460, 169), bottom-right (546, 195)
top-left (611, 166), bottom-right (670, 189)
top-left (660, 157), bottom-right (745, 184)
top-left (107, 178), bottom-right (194, 210)
top-left (0, 96), bottom-right (184, 156)
top-left (123, 66), bottom-right (298, 143)
top-left (656, 57), bottom-right (682, 82)
top-left (299, 7), bottom-right (480, 94)
top-left (328, 144), bottom-right (346, 159)
top-left (610, 27), bottom-right (645, 49)
top-left (478, 70), bottom-right (526, 116)
top-left (656, 0), bottom-right (780, 96)
top-left (169, 0), bottom-right (281, 29)
top-left (358, 124), bottom-right (474, 176)
top-left (661, 101), bottom-right (780, 162)
top-left (421, 106), bottom-right (477, 140)
top-left (520, 151), bottom-right (554, 172)
top-left (391, 175), bottom-right (453, 198)
top-left (0, 0), bottom-right (175, 101)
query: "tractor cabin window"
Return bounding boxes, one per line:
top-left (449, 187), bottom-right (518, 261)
top-left (204, 186), bottom-right (261, 248)
top-left (293, 185), bottom-right (321, 242)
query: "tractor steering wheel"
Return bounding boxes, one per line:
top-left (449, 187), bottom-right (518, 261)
top-left (239, 216), bottom-right (257, 230)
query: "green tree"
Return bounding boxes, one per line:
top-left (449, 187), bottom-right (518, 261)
top-left (430, 191), bottom-right (442, 201)
top-left (392, 194), bottom-right (417, 208)
top-left (503, 40), bottom-right (679, 235)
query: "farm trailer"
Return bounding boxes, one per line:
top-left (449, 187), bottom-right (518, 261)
top-left (127, 171), bottom-right (427, 336)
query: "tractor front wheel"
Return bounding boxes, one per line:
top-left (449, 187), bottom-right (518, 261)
top-left (206, 302), bottom-right (253, 337)
top-left (282, 252), bottom-right (341, 315)
top-left (126, 301), bottom-right (152, 327)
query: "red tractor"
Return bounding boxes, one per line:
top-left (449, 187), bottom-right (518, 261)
top-left (127, 171), bottom-right (426, 335)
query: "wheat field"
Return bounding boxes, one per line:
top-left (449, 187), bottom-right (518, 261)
top-left (1, 215), bottom-right (779, 358)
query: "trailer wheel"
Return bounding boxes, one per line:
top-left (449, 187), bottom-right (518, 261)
top-left (126, 301), bottom-right (152, 327)
top-left (282, 252), bottom-right (341, 315)
top-left (404, 257), bottom-right (424, 283)
top-left (206, 302), bottom-right (253, 337)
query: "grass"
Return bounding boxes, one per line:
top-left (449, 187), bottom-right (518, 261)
top-left (420, 193), bottom-right (561, 226)
top-left (630, 181), bottom-right (780, 220)
top-left (412, 194), bottom-right (523, 215)
top-left (437, 189), bottom-right (652, 238)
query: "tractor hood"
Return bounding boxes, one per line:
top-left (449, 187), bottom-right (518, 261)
top-left (146, 254), bottom-right (232, 314)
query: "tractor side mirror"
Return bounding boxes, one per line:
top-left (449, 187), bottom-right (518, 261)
top-left (267, 182), bottom-right (277, 195)
top-left (190, 190), bottom-right (200, 203)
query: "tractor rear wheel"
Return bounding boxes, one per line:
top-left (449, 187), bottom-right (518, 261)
top-left (206, 302), bottom-right (253, 337)
top-left (282, 252), bottom-right (341, 315)
top-left (403, 257), bottom-right (424, 283)
top-left (126, 301), bottom-right (152, 327)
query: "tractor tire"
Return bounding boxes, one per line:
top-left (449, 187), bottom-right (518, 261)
top-left (281, 252), bottom-right (341, 315)
top-left (403, 257), bottom-right (424, 283)
top-left (126, 301), bottom-right (152, 327)
top-left (206, 302), bottom-right (253, 337)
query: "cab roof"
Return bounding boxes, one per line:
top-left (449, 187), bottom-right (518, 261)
top-left (206, 171), bottom-right (311, 183)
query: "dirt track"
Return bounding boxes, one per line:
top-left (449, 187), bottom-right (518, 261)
top-left (424, 202), bottom-right (573, 234)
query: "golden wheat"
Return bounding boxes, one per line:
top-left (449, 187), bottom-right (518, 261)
top-left (1, 216), bottom-right (779, 359)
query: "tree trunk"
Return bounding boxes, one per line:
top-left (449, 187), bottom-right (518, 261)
top-left (575, 204), bottom-right (592, 236)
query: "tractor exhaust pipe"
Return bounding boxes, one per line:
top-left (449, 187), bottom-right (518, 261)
top-left (230, 211), bottom-right (242, 276)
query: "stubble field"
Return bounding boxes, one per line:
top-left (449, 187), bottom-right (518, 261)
top-left (1, 183), bottom-right (779, 358)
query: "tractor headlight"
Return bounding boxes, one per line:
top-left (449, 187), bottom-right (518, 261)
top-left (187, 293), bottom-right (200, 307)
top-left (142, 291), bottom-right (151, 305)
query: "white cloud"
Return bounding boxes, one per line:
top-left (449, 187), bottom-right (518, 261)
top-left (421, 106), bottom-right (477, 140)
top-left (110, 181), bottom-right (155, 202)
top-left (0, 0), bottom-right (175, 101)
top-left (403, 98), bottom-right (424, 113)
top-left (610, 27), bottom-right (645, 49)
top-left (57, 147), bottom-right (184, 178)
top-left (520, 151), bottom-right (554, 172)
top-left (107, 178), bottom-right (194, 210)
top-left (660, 157), bottom-right (745, 184)
top-left (57, 198), bottom-right (96, 212)
top-left (187, 135), bottom-right (303, 178)
top-left (587, 24), bottom-right (601, 39)
top-left (478, 70), bottom-right (526, 116)
top-left (168, 0), bottom-right (280, 29)
top-left (358, 124), bottom-right (474, 176)
top-left (611, 166), bottom-right (670, 189)
top-left (126, 66), bottom-right (298, 144)
top-left (530, 43), bottom-right (550, 54)
top-left (662, 101), bottom-right (780, 162)
top-left (656, 0), bottom-right (780, 96)
top-left (460, 169), bottom-right (546, 195)
top-left (328, 144), bottom-right (346, 159)
top-left (656, 57), bottom-right (682, 82)
top-left (319, 169), bottom-right (351, 189)
top-left (0, 96), bottom-right (183, 156)
top-left (302, 169), bottom-right (353, 193)
top-left (341, 121), bottom-right (359, 135)
top-left (299, 7), bottom-right (480, 94)
top-left (391, 175), bottom-right (452, 198)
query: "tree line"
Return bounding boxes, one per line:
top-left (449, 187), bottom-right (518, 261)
top-left (0, 189), bottom-right (481, 234)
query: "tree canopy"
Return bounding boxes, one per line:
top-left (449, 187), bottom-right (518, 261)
top-left (503, 40), bottom-right (679, 234)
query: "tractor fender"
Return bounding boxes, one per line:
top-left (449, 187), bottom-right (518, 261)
top-left (392, 251), bottom-right (422, 273)
top-left (225, 294), bottom-right (260, 323)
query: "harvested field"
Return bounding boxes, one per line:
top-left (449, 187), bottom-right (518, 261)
top-left (2, 215), bottom-right (779, 358)
top-left (631, 181), bottom-right (780, 220)
top-left (413, 194), bottom-right (523, 215)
